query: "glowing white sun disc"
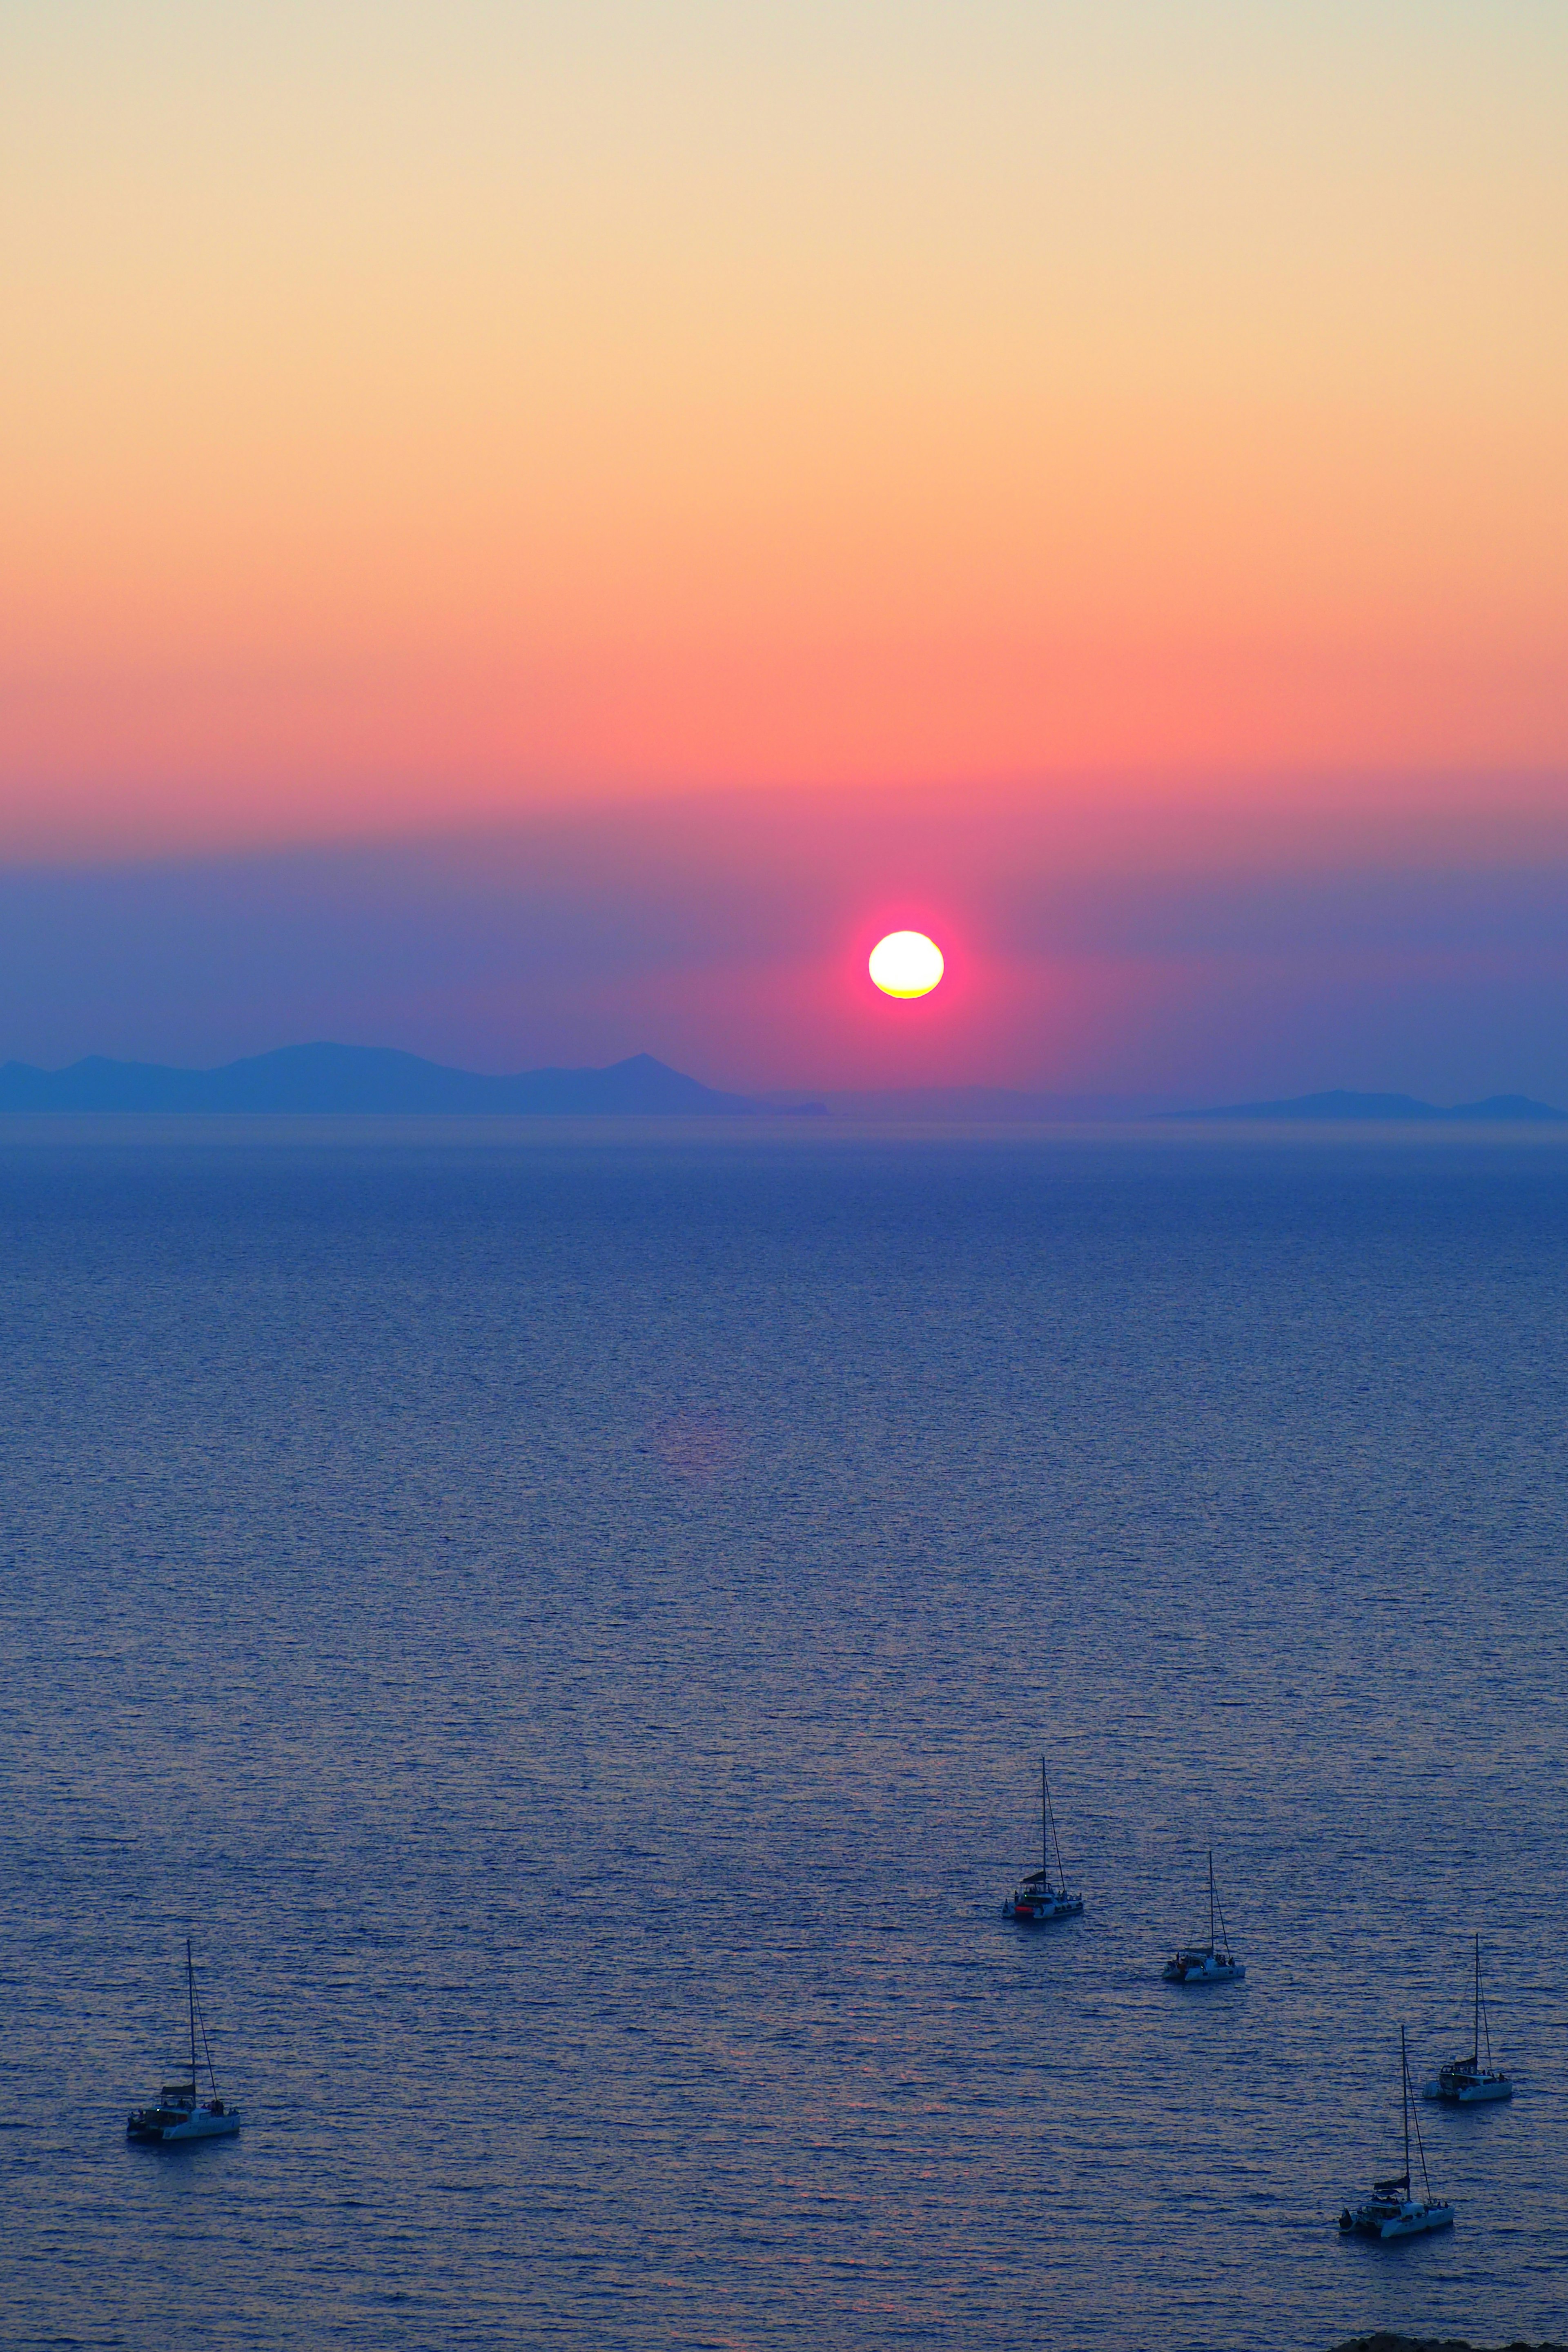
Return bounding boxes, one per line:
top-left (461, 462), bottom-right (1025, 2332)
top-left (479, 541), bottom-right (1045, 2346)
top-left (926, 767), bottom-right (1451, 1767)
top-left (869, 931), bottom-right (944, 998)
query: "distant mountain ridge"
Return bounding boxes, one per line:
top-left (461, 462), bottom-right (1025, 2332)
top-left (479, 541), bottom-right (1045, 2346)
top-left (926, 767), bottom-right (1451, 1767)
top-left (2, 1051), bottom-right (1560, 1123)
top-left (0, 1044), bottom-right (811, 1116)
top-left (1189, 1088), bottom-right (1567, 1122)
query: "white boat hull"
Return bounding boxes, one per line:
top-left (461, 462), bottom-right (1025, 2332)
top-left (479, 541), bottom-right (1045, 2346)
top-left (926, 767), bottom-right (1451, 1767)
top-left (127, 2102), bottom-right (241, 2143)
top-left (1004, 1893), bottom-right (1083, 1922)
top-left (161, 2108), bottom-right (241, 2140)
top-left (1341, 2198), bottom-right (1454, 2240)
top-left (1377, 2202), bottom-right (1454, 2238)
top-left (1423, 2074), bottom-right (1512, 2104)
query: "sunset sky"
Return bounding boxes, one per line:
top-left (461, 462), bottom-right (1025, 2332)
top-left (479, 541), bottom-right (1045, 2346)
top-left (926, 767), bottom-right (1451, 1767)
top-left (4, 2), bottom-right (1567, 1091)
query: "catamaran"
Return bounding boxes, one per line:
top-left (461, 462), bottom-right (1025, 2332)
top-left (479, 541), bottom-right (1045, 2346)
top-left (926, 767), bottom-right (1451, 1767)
top-left (1163, 1850), bottom-right (1244, 1982)
top-left (1002, 1761), bottom-right (1083, 1922)
top-left (1339, 2026), bottom-right (1454, 2240)
top-left (1424, 1936), bottom-right (1512, 2104)
top-left (126, 1940), bottom-right (241, 2143)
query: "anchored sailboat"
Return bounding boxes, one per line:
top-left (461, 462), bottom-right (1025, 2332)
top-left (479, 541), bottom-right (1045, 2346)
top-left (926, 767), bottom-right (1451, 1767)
top-left (1424, 1936), bottom-right (1512, 2103)
top-left (1340, 2025), bottom-right (1453, 2238)
top-left (1163, 1850), bottom-right (1244, 1982)
top-left (126, 1940), bottom-right (241, 2143)
top-left (1002, 1761), bottom-right (1084, 1922)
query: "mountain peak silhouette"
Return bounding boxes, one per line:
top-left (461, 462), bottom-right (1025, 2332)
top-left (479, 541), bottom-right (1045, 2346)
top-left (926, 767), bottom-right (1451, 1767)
top-left (0, 1043), bottom-right (813, 1115)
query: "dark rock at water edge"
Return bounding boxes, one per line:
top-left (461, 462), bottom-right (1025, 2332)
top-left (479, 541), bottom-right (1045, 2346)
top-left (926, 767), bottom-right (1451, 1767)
top-left (1330, 2335), bottom-right (1568, 2352)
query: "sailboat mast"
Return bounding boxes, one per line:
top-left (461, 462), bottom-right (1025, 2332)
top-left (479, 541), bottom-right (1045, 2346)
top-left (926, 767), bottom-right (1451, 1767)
top-left (187, 1939), bottom-right (197, 2094)
top-left (1474, 1936), bottom-right (1481, 2067)
top-left (1401, 2024), bottom-right (1410, 2189)
top-left (1208, 1850), bottom-right (1215, 1952)
top-left (1042, 1765), bottom-right (1067, 1889)
top-left (1041, 1759), bottom-right (1048, 1878)
top-left (1407, 2023), bottom-right (1437, 2199)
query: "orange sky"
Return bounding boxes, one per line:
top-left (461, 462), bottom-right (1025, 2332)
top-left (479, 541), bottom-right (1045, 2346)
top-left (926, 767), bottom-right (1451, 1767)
top-left (4, 2), bottom-right (1567, 862)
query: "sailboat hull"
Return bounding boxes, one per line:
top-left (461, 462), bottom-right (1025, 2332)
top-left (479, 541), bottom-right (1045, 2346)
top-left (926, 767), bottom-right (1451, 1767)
top-left (1339, 2195), bottom-right (1454, 2238)
top-left (160, 2108), bottom-right (240, 2141)
top-left (1376, 2203), bottom-right (1453, 2238)
top-left (1423, 2073), bottom-right (1511, 2103)
top-left (127, 2105), bottom-right (240, 2143)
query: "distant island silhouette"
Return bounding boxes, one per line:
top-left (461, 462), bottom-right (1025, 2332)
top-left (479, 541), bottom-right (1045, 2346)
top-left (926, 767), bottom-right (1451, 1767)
top-left (0, 1044), bottom-right (821, 1116)
top-left (1, 1052), bottom-right (1562, 1122)
top-left (1187, 1089), bottom-right (1566, 1122)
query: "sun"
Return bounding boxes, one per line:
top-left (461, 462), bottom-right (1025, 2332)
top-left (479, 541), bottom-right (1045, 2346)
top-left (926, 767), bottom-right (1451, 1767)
top-left (869, 931), bottom-right (944, 998)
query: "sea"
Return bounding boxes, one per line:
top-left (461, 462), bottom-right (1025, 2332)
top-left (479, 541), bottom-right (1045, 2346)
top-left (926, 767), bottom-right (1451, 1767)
top-left (2, 1121), bottom-right (1564, 2352)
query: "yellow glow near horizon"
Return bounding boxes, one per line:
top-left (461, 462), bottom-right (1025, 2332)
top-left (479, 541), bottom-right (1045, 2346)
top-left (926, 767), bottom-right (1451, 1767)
top-left (869, 931), bottom-right (944, 999)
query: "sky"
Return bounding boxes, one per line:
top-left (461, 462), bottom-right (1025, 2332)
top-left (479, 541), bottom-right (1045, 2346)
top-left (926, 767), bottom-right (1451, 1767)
top-left (4, 2), bottom-right (1567, 1092)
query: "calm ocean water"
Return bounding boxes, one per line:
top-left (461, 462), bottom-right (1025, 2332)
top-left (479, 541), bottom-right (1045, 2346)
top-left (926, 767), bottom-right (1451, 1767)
top-left (2, 1123), bottom-right (1564, 2352)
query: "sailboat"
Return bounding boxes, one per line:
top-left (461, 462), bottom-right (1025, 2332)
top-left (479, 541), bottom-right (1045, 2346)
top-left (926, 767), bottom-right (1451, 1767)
top-left (1002, 1762), bottom-right (1084, 1922)
top-left (1339, 2025), bottom-right (1454, 2238)
top-left (126, 1940), bottom-right (241, 2143)
top-left (1424, 1936), bottom-right (1512, 2103)
top-left (1163, 1850), bottom-right (1244, 1981)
